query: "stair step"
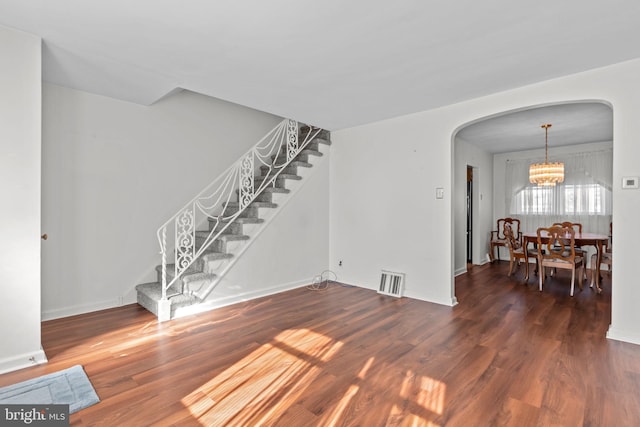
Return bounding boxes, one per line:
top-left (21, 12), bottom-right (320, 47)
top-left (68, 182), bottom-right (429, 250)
top-left (208, 216), bottom-right (264, 233)
top-left (299, 127), bottom-right (330, 141)
top-left (225, 201), bottom-right (278, 209)
top-left (136, 282), bottom-right (202, 317)
top-left (263, 187), bottom-right (290, 194)
top-left (182, 271), bottom-right (217, 284)
top-left (202, 251), bottom-right (233, 262)
top-left (256, 174), bottom-right (301, 183)
top-left (234, 187), bottom-right (290, 196)
top-left (156, 263), bottom-right (201, 277)
top-left (260, 161), bottom-right (312, 177)
top-left (210, 217), bottom-right (265, 225)
top-left (195, 230), bottom-right (250, 241)
top-left (300, 148), bottom-right (323, 157)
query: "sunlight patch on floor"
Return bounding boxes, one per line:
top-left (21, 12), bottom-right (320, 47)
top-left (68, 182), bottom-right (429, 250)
top-left (320, 384), bottom-right (360, 426)
top-left (181, 328), bottom-right (342, 425)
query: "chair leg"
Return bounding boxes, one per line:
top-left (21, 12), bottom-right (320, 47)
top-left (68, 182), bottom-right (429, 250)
top-left (570, 268), bottom-right (575, 297)
top-left (524, 259), bottom-right (530, 282)
top-left (539, 266), bottom-right (544, 292)
top-left (508, 257), bottom-right (514, 276)
top-left (578, 265), bottom-right (584, 290)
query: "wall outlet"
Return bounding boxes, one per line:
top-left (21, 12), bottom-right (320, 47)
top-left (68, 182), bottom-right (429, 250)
top-left (338, 260), bottom-right (343, 267)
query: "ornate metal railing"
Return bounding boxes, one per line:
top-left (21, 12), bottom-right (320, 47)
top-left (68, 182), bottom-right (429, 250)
top-left (156, 119), bottom-right (322, 301)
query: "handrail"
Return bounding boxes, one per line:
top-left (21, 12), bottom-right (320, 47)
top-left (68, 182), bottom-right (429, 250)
top-left (156, 119), bottom-right (322, 301)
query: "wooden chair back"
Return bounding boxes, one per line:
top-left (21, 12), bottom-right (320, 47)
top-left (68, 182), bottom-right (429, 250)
top-left (537, 226), bottom-right (578, 262)
top-left (495, 217), bottom-right (521, 241)
top-left (504, 223), bottom-right (521, 252)
top-left (552, 222), bottom-right (582, 234)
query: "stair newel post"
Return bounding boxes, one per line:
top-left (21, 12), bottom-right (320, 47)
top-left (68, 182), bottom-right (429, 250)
top-left (160, 226), bottom-right (168, 301)
top-left (287, 119), bottom-right (298, 161)
top-left (239, 150), bottom-right (255, 210)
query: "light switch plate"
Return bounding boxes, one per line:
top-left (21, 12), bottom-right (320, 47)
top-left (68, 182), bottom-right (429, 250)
top-left (622, 176), bottom-right (639, 189)
top-left (436, 187), bottom-right (444, 199)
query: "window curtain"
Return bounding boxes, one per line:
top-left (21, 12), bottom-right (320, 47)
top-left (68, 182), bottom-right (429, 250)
top-left (505, 149), bottom-right (612, 235)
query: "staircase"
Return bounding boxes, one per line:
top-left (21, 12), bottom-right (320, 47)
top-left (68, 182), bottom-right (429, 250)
top-left (136, 120), bottom-right (331, 321)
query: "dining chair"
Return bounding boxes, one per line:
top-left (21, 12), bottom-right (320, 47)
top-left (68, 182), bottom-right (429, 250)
top-left (536, 225), bottom-right (585, 296)
top-left (551, 221), bottom-right (587, 280)
top-left (590, 222), bottom-right (612, 287)
top-left (489, 217), bottom-right (521, 263)
top-left (504, 223), bottom-right (537, 281)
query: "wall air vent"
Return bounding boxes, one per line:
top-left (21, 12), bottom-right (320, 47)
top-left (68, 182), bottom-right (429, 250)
top-left (378, 270), bottom-right (405, 298)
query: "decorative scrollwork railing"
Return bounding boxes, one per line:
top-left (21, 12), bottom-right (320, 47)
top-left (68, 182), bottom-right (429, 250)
top-left (156, 119), bottom-right (322, 301)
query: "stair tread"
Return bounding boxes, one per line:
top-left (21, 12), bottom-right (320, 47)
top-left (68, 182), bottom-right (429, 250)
top-left (181, 271), bottom-right (217, 282)
top-left (256, 174), bottom-right (301, 181)
top-left (136, 282), bottom-right (201, 304)
top-left (195, 230), bottom-right (250, 240)
top-left (147, 269), bottom-right (217, 283)
top-left (225, 201), bottom-right (278, 208)
top-left (312, 137), bottom-right (331, 145)
top-left (261, 160), bottom-right (312, 169)
top-left (202, 251), bottom-right (234, 260)
top-left (300, 149), bottom-right (323, 156)
top-left (209, 217), bottom-right (265, 225)
top-left (263, 187), bottom-right (290, 194)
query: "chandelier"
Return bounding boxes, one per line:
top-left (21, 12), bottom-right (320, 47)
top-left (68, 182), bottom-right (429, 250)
top-left (529, 123), bottom-right (564, 186)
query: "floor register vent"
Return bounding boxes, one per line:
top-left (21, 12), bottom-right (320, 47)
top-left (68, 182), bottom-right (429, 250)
top-left (378, 270), bottom-right (405, 298)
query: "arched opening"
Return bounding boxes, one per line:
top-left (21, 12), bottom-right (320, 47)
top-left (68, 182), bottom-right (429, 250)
top-left (452, 100), bottom-right (613, 297)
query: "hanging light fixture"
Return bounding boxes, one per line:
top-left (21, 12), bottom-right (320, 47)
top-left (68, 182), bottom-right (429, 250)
top-left (529, 123), bottom-right (564, 186)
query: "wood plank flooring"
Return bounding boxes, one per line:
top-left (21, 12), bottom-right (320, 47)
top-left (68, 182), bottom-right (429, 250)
top-left (1, 262), bottom-right (639, 426)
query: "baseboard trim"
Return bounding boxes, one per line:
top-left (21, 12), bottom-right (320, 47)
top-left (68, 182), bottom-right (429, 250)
top-left (0, 348), bottom-right (48, 375)
top-left (42, 298), bottom-right (120, 321)
top-left (606, 325), bottom-right (640, 346)
top-left (173, 279), bottom-right (311, 319)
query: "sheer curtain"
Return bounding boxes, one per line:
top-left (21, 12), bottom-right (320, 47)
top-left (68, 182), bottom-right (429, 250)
top-left (505, 149), bottom-right (612, 235)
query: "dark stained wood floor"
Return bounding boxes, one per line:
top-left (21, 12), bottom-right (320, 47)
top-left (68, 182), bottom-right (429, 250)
top-left (1, 262), bottom-right (639, 426)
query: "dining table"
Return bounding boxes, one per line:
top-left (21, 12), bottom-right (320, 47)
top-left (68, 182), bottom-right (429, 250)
top-left (522, 231), bottom-right (610, 293)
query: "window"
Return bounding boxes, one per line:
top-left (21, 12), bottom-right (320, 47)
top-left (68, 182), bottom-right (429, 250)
top-left (564, 184), bottom-right (608, 215)
top-left (505, 148), bottom-right (612, 235)
top-left (514, 183), bottom-right (610, 216)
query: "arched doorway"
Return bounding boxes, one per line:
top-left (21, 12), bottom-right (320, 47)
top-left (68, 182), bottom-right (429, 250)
top-left (452, 101), bottom-right (613, 285)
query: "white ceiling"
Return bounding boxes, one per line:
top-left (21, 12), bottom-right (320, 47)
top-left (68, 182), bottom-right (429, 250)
top-left (1, 0), bottom-right (639, 133)
top-left (456, 102), bottom-right (613, 154)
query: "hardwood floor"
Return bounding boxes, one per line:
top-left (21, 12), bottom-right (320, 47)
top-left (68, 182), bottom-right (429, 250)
top-left (1, 262), bottom-right (639, 426)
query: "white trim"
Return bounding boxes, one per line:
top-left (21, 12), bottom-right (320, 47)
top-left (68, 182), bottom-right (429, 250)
top-left (607, 326), bottom-right (640, 346)
top-left (42, 298), bottom-right (121, 321)
top-left (173, 279), bottom-right (312, 319)
top-left (0, 348), bottom-right (48, 375)
top-left (454, 267), bottom-right (467, 277)
top-left (403, 289), bottom-right (458, 307)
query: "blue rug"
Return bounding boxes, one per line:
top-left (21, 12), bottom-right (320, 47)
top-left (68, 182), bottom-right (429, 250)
top-left (0, 365), bottom-right (99, 414)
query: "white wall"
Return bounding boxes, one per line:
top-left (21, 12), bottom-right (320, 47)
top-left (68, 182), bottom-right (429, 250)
top-left (454, 137), bottom-right (493, 274)
top-left (330, 115), bottom-right (455, 306)
top-left (0, 25), bottom-right (47, 373)
top-left (330, 58), bottom-right (640, 345)
top-left (41, 84), bottom-right (285, 319)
